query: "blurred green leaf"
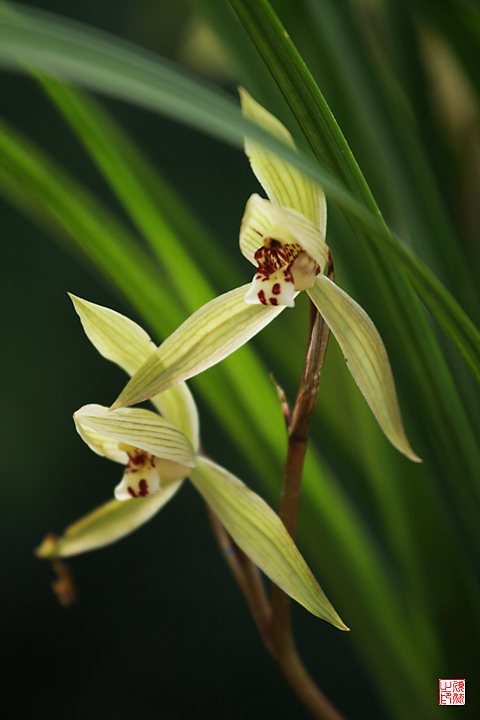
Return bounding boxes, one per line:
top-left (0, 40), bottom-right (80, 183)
top-left (0, 2), bottom-right (479, 397)
top-left (2, 2), bottom-right (480, 717)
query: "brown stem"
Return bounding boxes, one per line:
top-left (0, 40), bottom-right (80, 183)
top-left (207, 253), bottom-right (344, 720)
top-left (276, 647), bottom-right (346, 720)
top-left (205, 504), bottom-right (273, 650)
top-left (275, 302), bottom-right (330, 538)
top-left (269, 253), bottom-right (344, 720)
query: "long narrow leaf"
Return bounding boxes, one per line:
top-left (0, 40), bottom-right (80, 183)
top-left (0, 4), bottom-right (479, 388)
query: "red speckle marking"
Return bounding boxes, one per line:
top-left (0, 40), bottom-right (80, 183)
top-left (272, 283), bottom-right (281, 295)
top-left (127, 486), bottom-right (138, 498)
top-left (270, 298), bottom-right (278, 305)
top-left (258, 290), bottom-right (267, 305)
top-left (138, 479), bottom-right (149, 497)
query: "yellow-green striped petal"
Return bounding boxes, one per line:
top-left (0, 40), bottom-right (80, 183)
top-left (70, 294), bottom-right (200, 451)
top-left (73, 416), bottom-right (127, 464)
top-left (190, 455), bottom-right (348, 629)
top-left (111, 286), bottom-right (284, 409)
top-left (35, 486), bottom-right (183, 558)
top-left (309, 277), bottom-right (421, 462)
top-left (74, 404), bottom-right (196, 468)
top-left (240, 88), bottom-right (326, 232)
top-left (70, 293), bottom-right (156, 376)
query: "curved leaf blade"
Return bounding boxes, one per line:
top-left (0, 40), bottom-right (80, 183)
top-left (0, 4), bottom-right (479, 385)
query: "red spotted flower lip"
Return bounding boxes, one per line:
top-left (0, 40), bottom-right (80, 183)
top-left (245, 238), bottom-right (319, 307)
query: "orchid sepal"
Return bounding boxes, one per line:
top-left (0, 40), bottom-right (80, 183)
top-left (190, 456), bottom-right (348, 629)
top-left (240, 88), bottom-right (327, 232)
top-left (111, 285), bottom-right (284, 409)
top-left (308, 276), bottom-right (421, 462)
top-left (70, 294), bottom-right (200, 452)
top-left (35, 487), bottom-right (183, 558)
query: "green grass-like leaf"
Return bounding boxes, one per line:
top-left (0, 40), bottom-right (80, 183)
top-left (0, 4), bottom-right (479, 391)
top-left (2, 2), bottom-right (480, 717)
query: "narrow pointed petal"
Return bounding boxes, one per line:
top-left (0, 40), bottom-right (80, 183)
top-left (309, 277), bottom-right (421, 462)
top-left (111, 286), bottom-right (284, 409)
top-left (239, 194), bottom-right (328, 272)
top-left (74, 404), bottom-right (196, 468)
top-left (70, 294), bottom-right (200, 451)
top-left (35, 485), bottom-right (183, 558)
top-left (240, 88), bottom-right (326, 232)
top-left (190, 456), bottom-right (348, 629)
top-left (70, 293), bottom-right (156, 376)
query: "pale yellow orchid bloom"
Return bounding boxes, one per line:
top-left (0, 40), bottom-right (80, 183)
top-left (36, 296), bottom-right (347, 629)
top-left (112, 90), bottom-right (420, 463)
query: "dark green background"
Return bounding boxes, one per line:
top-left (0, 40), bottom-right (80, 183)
top-left (1, 2), bottom-right (386, 719)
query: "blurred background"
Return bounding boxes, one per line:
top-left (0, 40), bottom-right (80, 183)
top-left (2, 1), bottom-right (479, 719)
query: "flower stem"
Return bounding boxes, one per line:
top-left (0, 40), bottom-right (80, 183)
top-left (205, 504), bottom-right (273, 650)
top-left (269, 253), bottom-right (344, 720)
top-left (275, 644), bottom-right (346, 720)
top-left (209, 254), bottom-right (343, 720)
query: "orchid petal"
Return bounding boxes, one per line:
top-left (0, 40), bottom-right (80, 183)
top-left (73, 416), bottom-right (127, 464)
top-left (111, 286), bottom-right (284, 409)
top-left (74, 404), bottom-right (196, 468)
top-left (114, 452), bottom-right (163, 500)
top-left (244, 267), bottom-right (296, 307)
top-left (240, 88), bottom-right (326, 232)
top-left (70, 294), bottom-right (200, 451)
top-left (190, 456), bottom-right (348, 629)
top-left (309, 277), bottom-right (421, 462)
top-left (239, 194), bottom-right (328, 272)
top-left (70, 293), bottom-right (156, 375)
top-left (35, 485), bottom-right (183, 558)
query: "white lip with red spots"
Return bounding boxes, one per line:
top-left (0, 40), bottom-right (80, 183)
top-left (239, 194), bottom-right (328, 309)
top-left (115, 447), bottom-right (161, 500)
top-left (113, 445), bottom-right (194, 501)
top-left (244, 239), bottom-right (318, 308)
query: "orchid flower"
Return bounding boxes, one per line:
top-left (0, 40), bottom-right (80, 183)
top-left (36, 295), bottom-right (347, 629)
top-left (112, 90), bottom-right (420, 463)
